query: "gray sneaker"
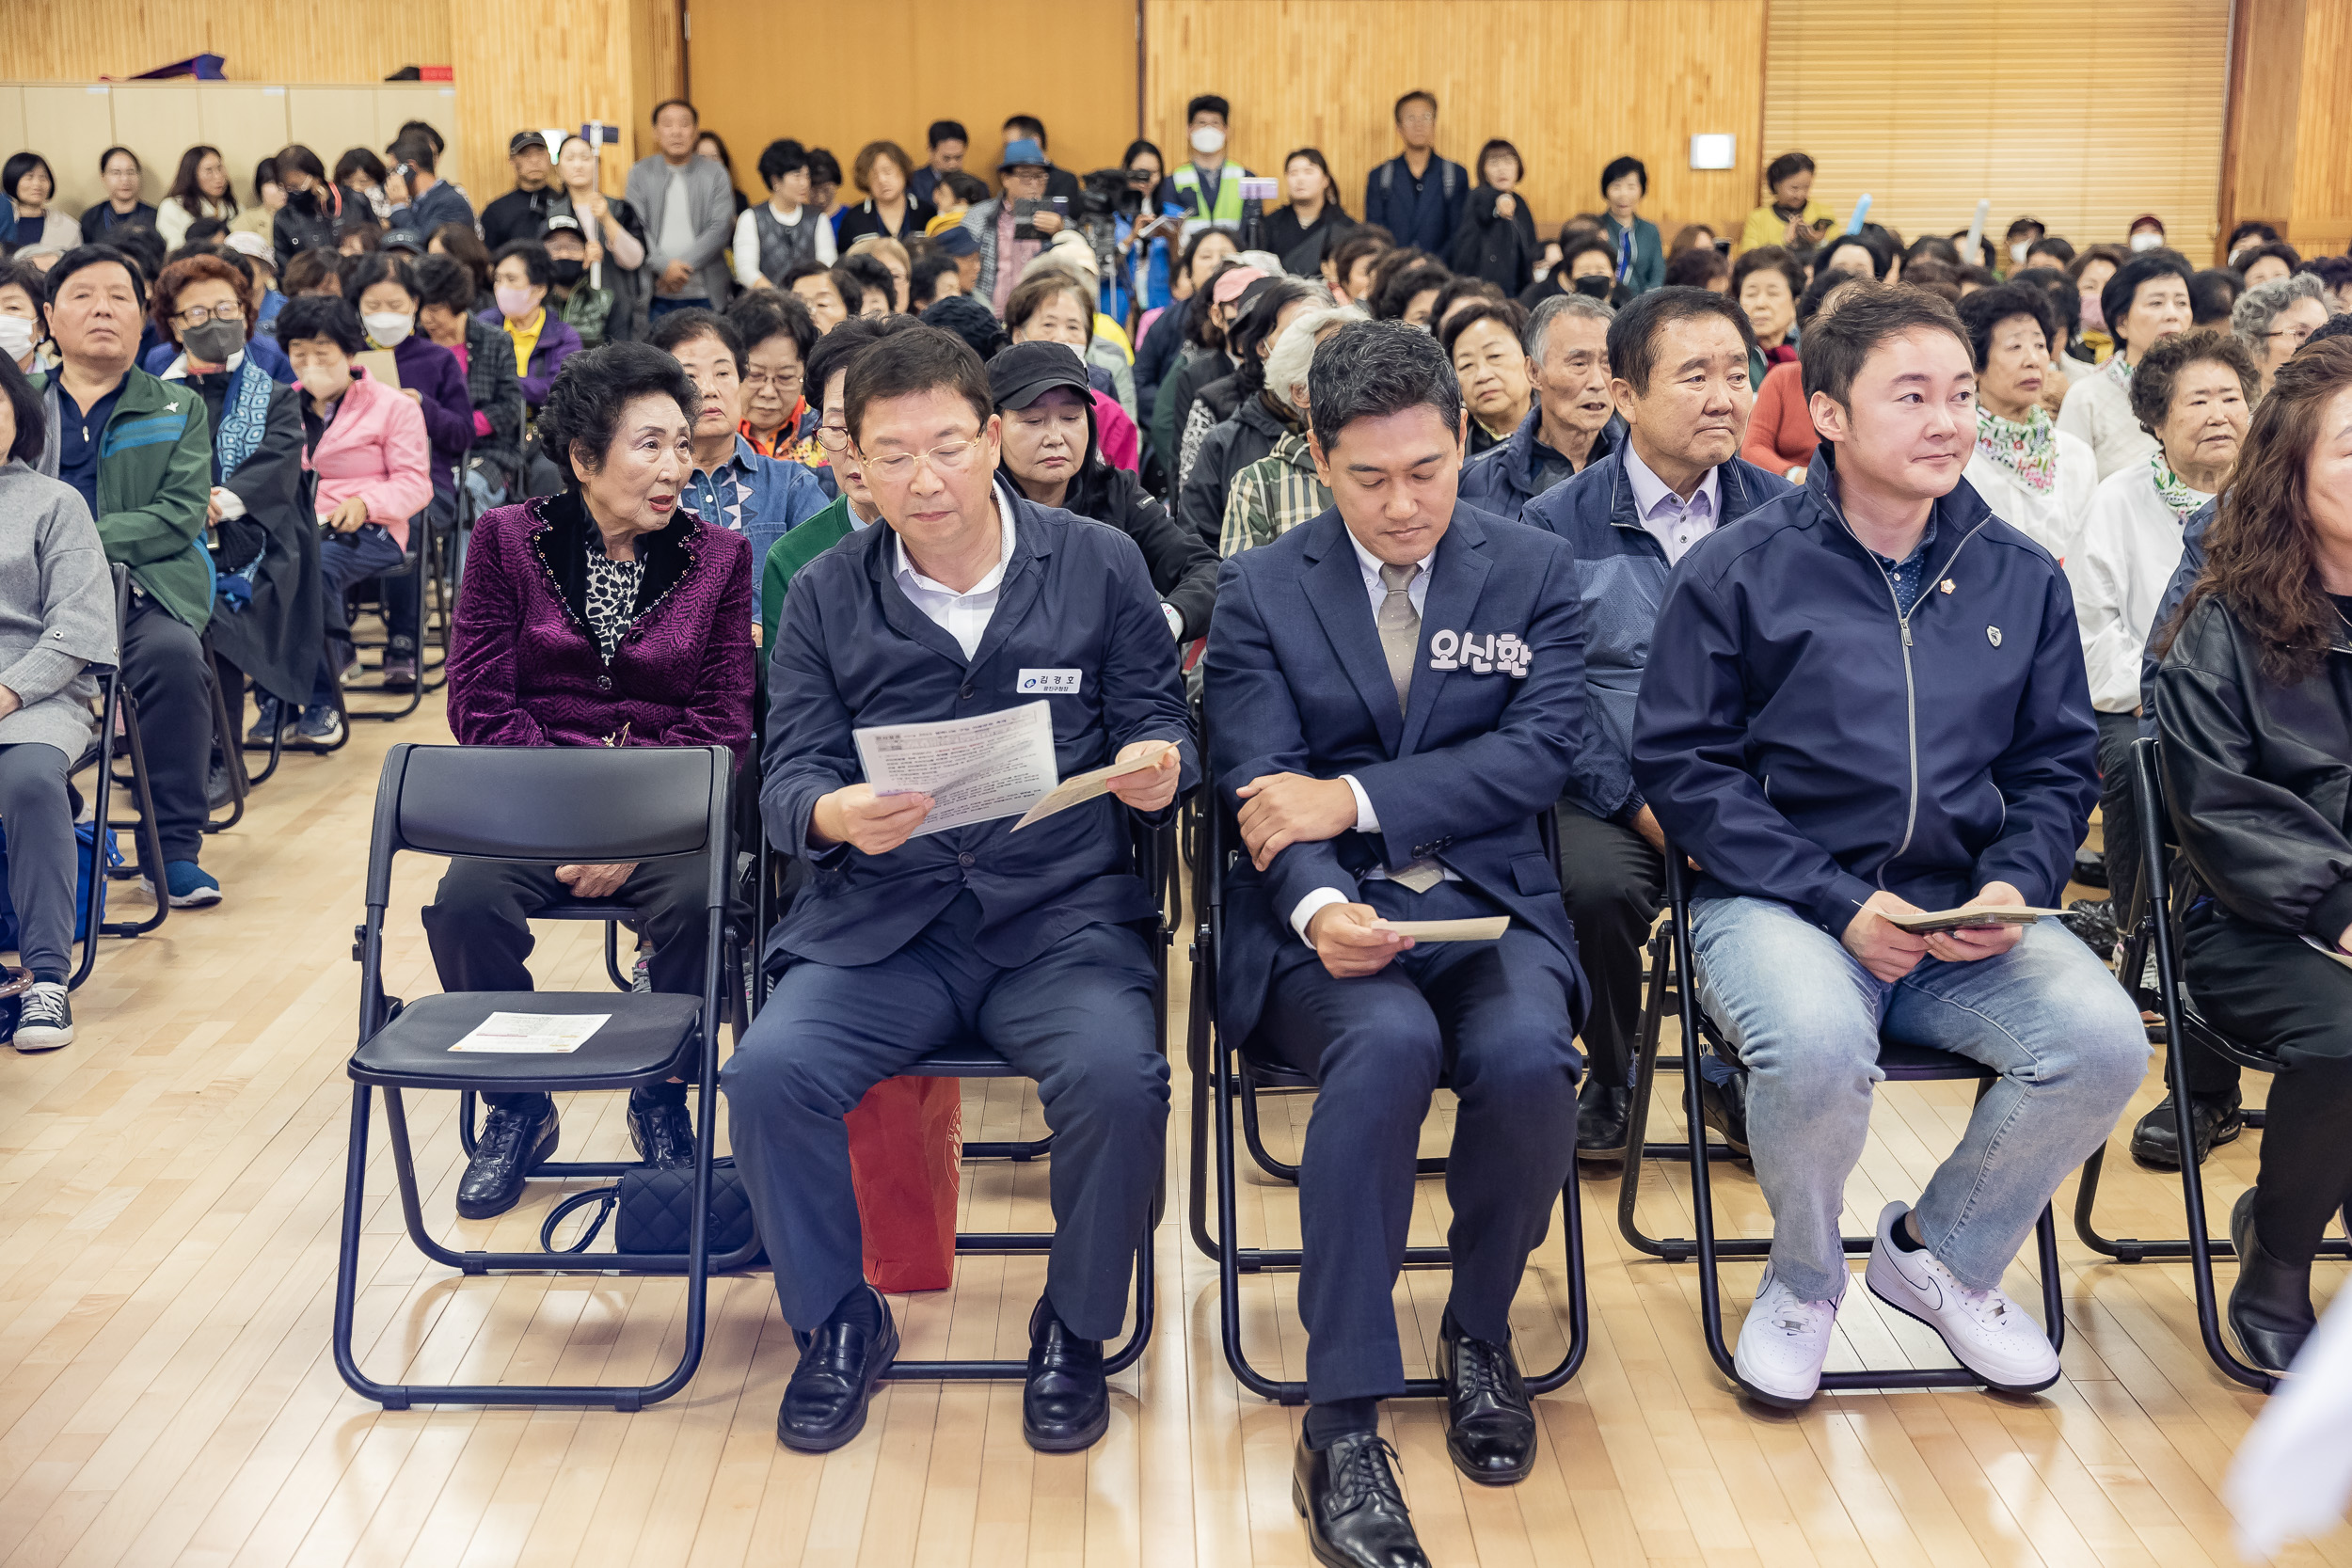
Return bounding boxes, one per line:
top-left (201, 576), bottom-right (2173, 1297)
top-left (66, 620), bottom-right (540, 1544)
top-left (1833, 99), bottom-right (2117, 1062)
top-left (15, 982), bottom-right (73, 1052)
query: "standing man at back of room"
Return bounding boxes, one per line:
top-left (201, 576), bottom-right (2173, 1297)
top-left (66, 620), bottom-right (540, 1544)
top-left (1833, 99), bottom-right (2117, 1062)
top-left (1362, 90), bottom-right (1468, 258)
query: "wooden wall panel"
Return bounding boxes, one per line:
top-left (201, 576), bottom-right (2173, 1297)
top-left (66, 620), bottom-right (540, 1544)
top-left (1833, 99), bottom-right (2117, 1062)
top-left (196, 87), bottom-right (309, 203)
top-left (8, 3), bottom-right (449, 85)
top-left (20, 86), bottom-right (125, 213)
top-left (0, 82), bottom-right (469, 210)
top-left (688, 0), bottom-right (1137, 210)
top-left (2288, 0), bottom-right (2352, 250)
top-left (1764, 0), bottom-right (2228, 252)
top-left (1142, 0), bottom-right (1765, 245)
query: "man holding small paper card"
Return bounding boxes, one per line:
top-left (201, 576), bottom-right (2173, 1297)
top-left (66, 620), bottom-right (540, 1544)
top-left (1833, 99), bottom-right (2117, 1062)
top-left (1205, 320), bottom-right (1587, 1568)
top-left (725, 326), bottom-right (1194, 1459)
top-left (1630, 284), bottom-right (2147, 1410)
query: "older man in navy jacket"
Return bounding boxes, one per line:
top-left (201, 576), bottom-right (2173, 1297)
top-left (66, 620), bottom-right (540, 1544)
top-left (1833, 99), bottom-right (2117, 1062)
top-left (724, 327), bottom-right (1196, 1459)
top-left (1630, 284), bottom-right (2145, 1412)
top-left (1457, 293), bottom-right (1623, 521)
top-left (1521, 287), bottom-right (1788, 1157)
top-left (1207, 321), bottom-right (1586, 1568)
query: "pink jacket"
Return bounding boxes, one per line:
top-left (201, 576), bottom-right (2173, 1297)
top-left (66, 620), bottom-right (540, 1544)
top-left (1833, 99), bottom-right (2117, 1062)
top-left (305, 369), bottom-right (433, 549)
top-left (1091, 389), bottom-right (1140, 472)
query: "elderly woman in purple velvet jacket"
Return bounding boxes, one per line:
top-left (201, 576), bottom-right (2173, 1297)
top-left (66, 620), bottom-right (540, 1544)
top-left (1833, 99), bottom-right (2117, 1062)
top-left (429, 341), bottom-right (755, 1223)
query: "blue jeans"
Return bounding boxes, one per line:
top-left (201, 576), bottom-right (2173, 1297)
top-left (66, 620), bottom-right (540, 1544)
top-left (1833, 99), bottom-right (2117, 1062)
top-left (1691, 895), bottom-right (2146, 1302)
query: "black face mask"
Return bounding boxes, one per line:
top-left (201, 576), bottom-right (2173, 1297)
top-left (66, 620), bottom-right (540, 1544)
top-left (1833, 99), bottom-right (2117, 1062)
top-left (182, 319), bottom-right (246, 365)
top-left (1573, 275), bottom-right (1613, 300)
top-left (548, 259), bottom-right (586, 286)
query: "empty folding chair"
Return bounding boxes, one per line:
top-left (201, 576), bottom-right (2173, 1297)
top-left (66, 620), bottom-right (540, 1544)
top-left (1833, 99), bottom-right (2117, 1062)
top-left (332, 742), bottom-right (740, 1411)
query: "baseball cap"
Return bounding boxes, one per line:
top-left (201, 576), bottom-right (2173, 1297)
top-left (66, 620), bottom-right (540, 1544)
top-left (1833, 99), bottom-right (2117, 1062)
top-left (224, 230), bottom-right (272, 261)
top-left (509, 131), bottom-right (551, 157)
top-left (999, 138), bottom-right (1047, 171)
top-left (926, 226), bottom-right (978, 259)
top-left (1210, 265), bottom-right (1268, 305)
top-left (986, 340), bottom-right (1092, 411)
top-left (543, 214), bottom-right (583, 237)
top-left (380, 228), bottom-right (426, 255)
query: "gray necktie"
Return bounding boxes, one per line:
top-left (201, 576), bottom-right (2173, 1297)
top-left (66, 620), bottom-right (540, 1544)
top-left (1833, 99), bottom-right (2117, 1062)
top-left (1376, 562), bottom-right (1421, 714)
top-left (1373, 561), bottom-right (1444, 892)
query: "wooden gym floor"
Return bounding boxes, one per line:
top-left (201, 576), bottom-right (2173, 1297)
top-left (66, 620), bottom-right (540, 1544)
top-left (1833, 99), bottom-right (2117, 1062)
top-left (0, 692), bottom-right (2344, 1568)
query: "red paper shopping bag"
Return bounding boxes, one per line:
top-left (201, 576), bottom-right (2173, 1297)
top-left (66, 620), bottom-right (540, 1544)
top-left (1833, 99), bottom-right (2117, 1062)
top-left (844, 1075), bottom-right (963, 1291)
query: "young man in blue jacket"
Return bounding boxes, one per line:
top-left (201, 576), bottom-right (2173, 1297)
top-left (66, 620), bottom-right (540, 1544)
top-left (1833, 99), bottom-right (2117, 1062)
top-left (726, 327), bottom-right (1195, 1458)
top-left (1521, 286), bottom-right (1788, 1157)
top-left (1630, 284), bottom-right (2146, 1409)
top-left (1207, 321), bottom-right (1586, 1568)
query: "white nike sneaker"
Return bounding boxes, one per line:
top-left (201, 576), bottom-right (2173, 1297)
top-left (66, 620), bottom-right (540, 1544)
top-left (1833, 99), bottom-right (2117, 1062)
top-left (1865, 1201), bottom-right (2060, 1394)
top-left (1734, 1263), bottom-right (1843, 1408)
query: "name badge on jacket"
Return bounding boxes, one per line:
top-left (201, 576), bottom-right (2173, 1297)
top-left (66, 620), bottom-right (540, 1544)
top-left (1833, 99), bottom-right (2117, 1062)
top-left (1427, 629), bottom-right (1532, 678)
top-left (1017, 668), bottom-right (1084, 695)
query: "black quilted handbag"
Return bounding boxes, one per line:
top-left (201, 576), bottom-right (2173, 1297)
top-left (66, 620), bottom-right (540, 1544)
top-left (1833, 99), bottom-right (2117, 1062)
top-left (540, 1160), bottom-right (767, 1265)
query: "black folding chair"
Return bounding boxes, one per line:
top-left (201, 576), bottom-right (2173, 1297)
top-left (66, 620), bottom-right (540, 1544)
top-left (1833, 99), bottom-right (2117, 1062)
top-left (1189, 794), bottom-right (1589, 1404)
top-left (1658, 850), bottom-right (2068, 1396)
top-left (331, 743), bottom-right (740, 1412)
top-left (202, 641), bottom-right (251, 833)
top-left (68, 565), bottom-right (169, 951)
top-left (1616, 916), bottom-right (1763, 1260)
top-left (2068, 738), bottom-right (2349, 1288)
top-left (2067, 737), bottom-right (2344, 1392)
top-left (340, 527), bottom-right (430, 722)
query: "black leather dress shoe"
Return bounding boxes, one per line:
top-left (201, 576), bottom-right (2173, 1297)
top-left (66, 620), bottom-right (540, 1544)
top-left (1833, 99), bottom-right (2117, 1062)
top-left (1022, 1297), bottom-right (1109, 1451)
top-left (1697, 1068), bottom-right (1750, 1157)
top-left (1574, 1079), bottom-right (1631, 1161)
top-left (1293, 1433), bottom-right (1428, 1568)
top-left (778, 1287), bottom-right (898, 1452)
top-left (455, 1099), bottom-right (559, 1219)
top-left (1438, 1310), bottom-right (1535, 1483)
top-left (2127, 1089), bottom-right (2242, 1171)
top-left (628, 1093), bottom-right (695, 1168)
top-left (2230, 1189), bottom-right (2316, 1375)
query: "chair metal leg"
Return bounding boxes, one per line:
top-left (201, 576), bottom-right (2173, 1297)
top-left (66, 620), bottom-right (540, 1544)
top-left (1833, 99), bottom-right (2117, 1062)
top-left (335, 1079), bottom-right (734, 1410)
top-left (238, 674), bottom-right (290, 781)
top-left (2072, 922), bottom-right (2337, 1264)
top-left (100, 689), bottom-right (168, 938)
top-left (202, 659), bottom-right (249, 834)
top-left (882, 1213), bottom-right (1156, 1381)
top-left (1211, 1027), bottom-right (1587, 1404)
top-left (1616, 927), bottom-right (1764, 1261)
top-left (962, 1132), bottom-right (1056, 1162)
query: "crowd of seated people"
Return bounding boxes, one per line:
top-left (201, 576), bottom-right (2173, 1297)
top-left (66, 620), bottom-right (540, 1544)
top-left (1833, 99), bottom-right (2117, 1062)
top-left (7, 96), bottom-right (2352, 1568)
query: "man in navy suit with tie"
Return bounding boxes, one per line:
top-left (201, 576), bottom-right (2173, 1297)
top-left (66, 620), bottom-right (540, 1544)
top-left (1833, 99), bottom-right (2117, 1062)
top-left (723, 326), bottom-right (1196, 1459)
top-left (1205, 320), bottom-right (1588, 1568)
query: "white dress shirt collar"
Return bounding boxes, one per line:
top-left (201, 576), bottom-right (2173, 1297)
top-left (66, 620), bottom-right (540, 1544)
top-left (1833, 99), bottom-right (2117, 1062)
top-left (892, 486), bottom-right (1020, 658)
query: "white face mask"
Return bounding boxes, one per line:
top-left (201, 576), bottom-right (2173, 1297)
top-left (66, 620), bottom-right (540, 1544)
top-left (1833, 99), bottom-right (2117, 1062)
top-left (2009, 241), bottom-right (2030, 264)
top-left (363, 312), bottom-right (413, 347)
top-left (0, 316), bottom-right (34, 361)
top-left (2129, 230), bottom-right (2163, 252)
top-left (1189, 125), bottom-right (1226, 156)
top-left (495, 285), bottom-right (537, 320)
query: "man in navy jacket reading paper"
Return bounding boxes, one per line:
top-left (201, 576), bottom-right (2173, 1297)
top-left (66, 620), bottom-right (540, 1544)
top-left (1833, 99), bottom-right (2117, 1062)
top-left (1206, 321), bottom-right (1586, 1568)
top-left (723, 327), bottom-right (1195, 1459)
top-left (1629, 283), bottom-right (2146, 1413)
